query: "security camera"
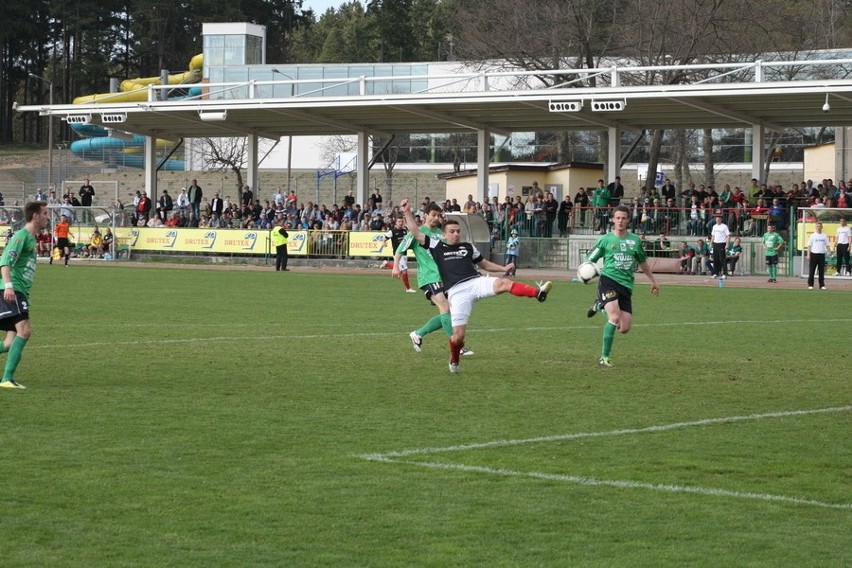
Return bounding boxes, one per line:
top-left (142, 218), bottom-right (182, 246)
top-left (822, 102), bottom-right (831, 113)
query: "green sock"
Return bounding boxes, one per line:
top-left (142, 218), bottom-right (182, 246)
top-left (3, 336), bottom-right (27, 380)
top-left (769, 265), bottom-right (777, 279)
top-left (601, 321), bottom-right (617, 358)
top-left (416, 314), bottom-right (444, 337)
top-left (440, 313), bottom-right (452, 336)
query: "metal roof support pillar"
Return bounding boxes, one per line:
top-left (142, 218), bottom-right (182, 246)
top-left (751, 125), bottom-right (765, 183)
top-left (246, 134), bottom-right (259, 198)
top-left (356, 132), bottom-right (369, 206)
top-left (144, 135), bottom-right (158, 204)
top-left (607, 127), bottom-right (621, 183)
top-left (476, 129), bottom-right (490, 203)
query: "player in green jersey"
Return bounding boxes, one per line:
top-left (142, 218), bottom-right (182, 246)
top-left (585, 205), bottom-right (660, 368)
top-left (762, 223), bottom-right (785, 283)
top-left (393, 202), bottom-right (473, 356)
top-left (0, 201), bottom-right (50, 389)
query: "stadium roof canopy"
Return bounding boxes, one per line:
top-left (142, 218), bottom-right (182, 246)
top-left (17, 58), bottom-right (852, 141)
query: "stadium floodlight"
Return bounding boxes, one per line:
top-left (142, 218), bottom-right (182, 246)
top-left (101, 112), bottom-right (127, 124)
top-left (591, 99), bottom-right (627, 112)
top-left (198, 110), bottom-right (228, 122)
top-left (548, 100), bottom-right (583, 113)
top-left (66, 114), bottom-right (92, 124)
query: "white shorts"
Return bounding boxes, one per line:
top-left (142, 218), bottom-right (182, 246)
top-left (398, 256), bottom-right (408, 271)
top-left (447, 276), bottom-right (497, 327)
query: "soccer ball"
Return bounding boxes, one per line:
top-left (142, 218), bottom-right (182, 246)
top-left (576, 261), bottom-right (600, 284)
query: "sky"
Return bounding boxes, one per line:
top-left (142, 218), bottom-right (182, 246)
top-left (302, 0), bottom-right (358, 15)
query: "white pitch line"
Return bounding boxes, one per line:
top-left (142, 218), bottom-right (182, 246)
top-left (385, 459), bottom-right (852, 510)
top-left (361, 405), bottom-right (852, 510)
top-left (362, 405), bottom-right (852, 460)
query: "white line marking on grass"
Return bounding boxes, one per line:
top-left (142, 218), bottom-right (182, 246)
top-left (366, 405), bottom-right (852, 459)
top-left (380, 459), bottom-right (852, 510)
top-left (360, 405), bottom-right (852, 510)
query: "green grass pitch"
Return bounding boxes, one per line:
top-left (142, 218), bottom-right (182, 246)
top-left (0, 265), bottom-right (849, 567)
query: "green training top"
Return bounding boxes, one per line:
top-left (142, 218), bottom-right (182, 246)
top-left (587, 231), bottom-right (648, 292)
top-left (397, 225), bottom-right (444, 287)
top-left (0, 229), bottom-right (38, 299)
top-left (762, 231), bottom-right (784, 257)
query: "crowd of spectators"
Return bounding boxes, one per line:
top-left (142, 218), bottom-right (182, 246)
top-left (26, 175), bottom-right (852, 245)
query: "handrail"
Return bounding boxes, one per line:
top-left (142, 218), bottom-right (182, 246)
top-left (130, 57), bottom-right (852, 104)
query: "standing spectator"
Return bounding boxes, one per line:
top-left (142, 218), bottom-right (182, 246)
top-left (136, 191), bottom-right (151, 225)
top-left (834, 217), bottom-right (851, 276)
top-left (371, 187), bottom-right (383, 209)
top-left (504, 229), bottom-right (520, 277)
top-left (47, 190), bottom-right (61, 207)
top-left (188, 179), bottom-right (203, 219)
top-left (34, 188), bottom-right (48, 202)
top-left (343, 189), bottom-right (355, 208)
top-left (59, 196), bottom-right (75, 224)
top-left (156, 190), bottom-right (173, 223)
top-left (709, 215), bottom-right (731, 279)
top-left (79, 178), bottom-right (95, 207)
top-left (584, 206), bottom-right (660, 369)
top-left (806, 222), bottom-right (830, 290)
top-left (175, 188), bottom-right (190, 213)
top-left (400, 199), bottom-right (551, 374)
top-left (0, 201), bottom-right (50, 389)
top-left (574, 187), bottom-right (590, 228)
top-left (241, 185), bottom-right (254, 207)
top-left (607, 176), bottom-right (624, 208)
top-left (211, 192), bottom-right (224, 218)
top-left (591, 179), bottom-right (611, 234)
top-left (286, 190), bottom-right (298, 210)
top-left (273, 186), bottom-right (285, 207)
top-left (543, 191), bottom-right (559, 237)
top-left (661, 178), bottom-right (676, 202)
top-left (557, 194), bottom-right (573, 237)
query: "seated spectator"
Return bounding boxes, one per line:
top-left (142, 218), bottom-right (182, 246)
top-left (691, 238), bottom-right (712, 275)
top-left (36, 228), bottom-right (52, 256)
top-left (102, 227), bottom-right (114, 257)
top-left (686, 196), bottom-right (704, 236)
top-left (726, 237), bottom-right (743, 274)
top-left (369, 213), bottom-right (386, 231)
top-left (86, 228), bottom-right (104, 258)
top-left (677, 241), bottom-right (695, 274)
top-left (657, 233), bottom-right (671, 250)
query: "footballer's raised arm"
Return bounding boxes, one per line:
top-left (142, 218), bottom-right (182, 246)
top-left (399, 199), bottom-right (426, 246)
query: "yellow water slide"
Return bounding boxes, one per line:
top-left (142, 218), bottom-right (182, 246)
top-left (73, 54), bottom-right (203, 104)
